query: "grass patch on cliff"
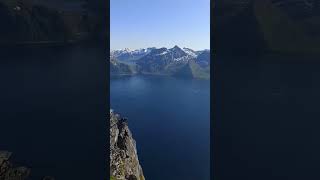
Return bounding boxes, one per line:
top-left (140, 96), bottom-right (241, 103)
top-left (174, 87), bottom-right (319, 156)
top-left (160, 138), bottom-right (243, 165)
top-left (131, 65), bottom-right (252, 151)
top-left (140, 174), bottom-right (145, 180)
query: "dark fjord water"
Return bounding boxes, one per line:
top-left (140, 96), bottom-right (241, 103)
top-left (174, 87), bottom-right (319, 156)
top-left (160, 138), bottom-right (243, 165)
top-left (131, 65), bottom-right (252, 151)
top-left (0, 46), bottom-right (107, 180)
top-left (111, 75), bottom-right (210, 180)
top-left (214, 55), bottom-right (320, 180)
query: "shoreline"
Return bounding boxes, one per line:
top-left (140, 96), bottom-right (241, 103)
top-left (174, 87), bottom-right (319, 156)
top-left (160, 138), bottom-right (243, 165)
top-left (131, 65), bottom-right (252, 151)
top-left (111, 73), bottom-right (210, 80)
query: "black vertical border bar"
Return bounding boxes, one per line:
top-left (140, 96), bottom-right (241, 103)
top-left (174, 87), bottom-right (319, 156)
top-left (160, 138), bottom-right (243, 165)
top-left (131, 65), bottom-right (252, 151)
top-left (106, 0), bottom-right (111, 178)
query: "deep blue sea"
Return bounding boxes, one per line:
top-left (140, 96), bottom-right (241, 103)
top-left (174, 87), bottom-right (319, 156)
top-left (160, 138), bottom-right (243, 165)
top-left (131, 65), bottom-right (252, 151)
top-left (110, 75), bottom-right (210, 180)
top-left (0, 46), bottom-right (107, 180)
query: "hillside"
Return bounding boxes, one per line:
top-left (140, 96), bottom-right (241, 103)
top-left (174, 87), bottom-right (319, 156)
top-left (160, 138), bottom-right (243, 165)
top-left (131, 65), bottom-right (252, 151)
top-left (110, 57), bottom-right (137, 76)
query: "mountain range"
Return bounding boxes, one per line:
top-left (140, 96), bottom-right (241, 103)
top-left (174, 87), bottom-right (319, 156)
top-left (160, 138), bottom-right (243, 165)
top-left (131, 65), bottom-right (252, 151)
top-left (110, 46), bottom-right (210, 79)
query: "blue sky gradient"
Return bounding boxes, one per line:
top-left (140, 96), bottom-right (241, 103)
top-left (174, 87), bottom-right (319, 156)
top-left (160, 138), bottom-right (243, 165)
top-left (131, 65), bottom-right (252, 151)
top-left (111, 0), bottom-right (210, 50)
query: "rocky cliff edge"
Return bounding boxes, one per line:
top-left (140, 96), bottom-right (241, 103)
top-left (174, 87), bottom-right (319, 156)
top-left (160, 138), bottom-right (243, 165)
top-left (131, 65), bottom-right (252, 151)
top-left (110, 110), bottom-right (145, 180)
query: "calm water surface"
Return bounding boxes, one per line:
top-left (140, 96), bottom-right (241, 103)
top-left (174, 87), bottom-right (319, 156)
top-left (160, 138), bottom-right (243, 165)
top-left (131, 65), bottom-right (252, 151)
top-left (214, 55), bottom-right (320, 180)
top-left (0, 45), bottom-right (107, 180)
top-left (111, 75), bottom-right (210, 180)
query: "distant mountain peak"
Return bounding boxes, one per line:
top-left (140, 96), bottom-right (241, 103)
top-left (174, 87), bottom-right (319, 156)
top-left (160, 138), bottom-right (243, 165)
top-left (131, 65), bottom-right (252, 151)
top-left (170, 45), bottom-right (185, 53)
top-left (170, 45), bottom-right (184, 51)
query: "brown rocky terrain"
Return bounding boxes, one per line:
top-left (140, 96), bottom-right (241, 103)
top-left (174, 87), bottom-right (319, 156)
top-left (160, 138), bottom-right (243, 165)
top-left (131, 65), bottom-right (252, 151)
top-left (110, 110), bottom-right (145, 180)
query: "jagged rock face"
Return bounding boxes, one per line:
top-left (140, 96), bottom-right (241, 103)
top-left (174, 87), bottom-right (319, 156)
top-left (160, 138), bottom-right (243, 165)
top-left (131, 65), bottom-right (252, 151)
top-left (110, 110), bottom-right (145, 180)
top-left (0, 151), bottom-right (30, 180)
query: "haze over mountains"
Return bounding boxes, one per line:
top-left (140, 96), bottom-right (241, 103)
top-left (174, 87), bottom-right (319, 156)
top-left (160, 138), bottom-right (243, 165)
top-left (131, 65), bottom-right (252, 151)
top-left (110, 46), bottom-right (210, 79)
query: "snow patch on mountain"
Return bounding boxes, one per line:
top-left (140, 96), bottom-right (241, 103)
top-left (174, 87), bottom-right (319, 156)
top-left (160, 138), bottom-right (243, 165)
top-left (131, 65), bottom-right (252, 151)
top-left (182, 47), bottom-right (197, 57)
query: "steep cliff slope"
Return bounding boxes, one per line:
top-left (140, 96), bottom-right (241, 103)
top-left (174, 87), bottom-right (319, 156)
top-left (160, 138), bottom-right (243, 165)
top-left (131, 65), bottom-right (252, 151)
top-left (110, 110), bottom-right (145, 180)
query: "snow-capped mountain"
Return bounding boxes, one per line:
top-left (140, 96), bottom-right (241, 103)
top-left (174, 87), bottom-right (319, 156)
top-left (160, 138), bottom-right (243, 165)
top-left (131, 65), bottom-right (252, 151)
top-left (110, 47), bottom-right (156, 61)
top-left (110, 46), bottom-right (210, 62)
top-left (135, 45), bottom-right (210, 75)
top-left (110, 46), bottom-right (210, 79)
top-left (136, 46), bottom-right (197, 65)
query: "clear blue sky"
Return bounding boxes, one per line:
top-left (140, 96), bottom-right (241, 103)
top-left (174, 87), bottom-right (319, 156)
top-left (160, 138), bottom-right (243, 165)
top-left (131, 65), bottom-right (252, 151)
top-left (111, 0), bottom-right (210, 50)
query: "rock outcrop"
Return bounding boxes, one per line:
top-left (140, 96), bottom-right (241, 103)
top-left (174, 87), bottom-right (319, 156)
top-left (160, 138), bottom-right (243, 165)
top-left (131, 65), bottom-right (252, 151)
top-left (0, 151), bottom-right (55, 180)
top-left (0, 151), bottom-right (30, 180)
top-left (110, 110), bottom-right (145, 180)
